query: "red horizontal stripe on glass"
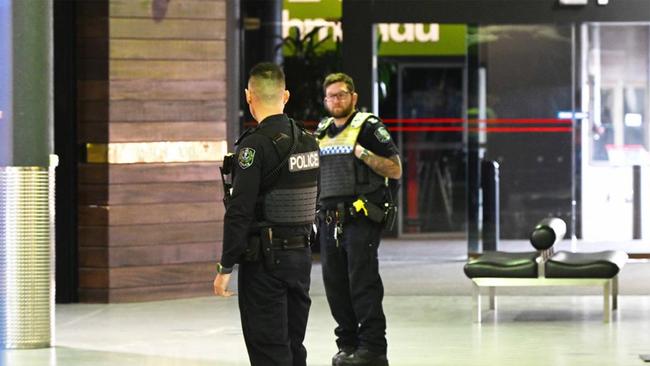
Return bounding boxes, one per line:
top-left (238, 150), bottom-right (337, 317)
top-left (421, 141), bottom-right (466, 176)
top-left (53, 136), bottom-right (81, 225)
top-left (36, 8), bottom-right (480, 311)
top-left (390, 126), bottom-right (571, 133)
top-left (474, 127), bottom-right (572, 133)
top-left (480, 118), bottom-right (571, 124)
top-left (383, 118), bottom-right (572, 125)
top-left (390, 126), bottom-right (464, 132)
top-left (383, 118), bottom-right (464, 124)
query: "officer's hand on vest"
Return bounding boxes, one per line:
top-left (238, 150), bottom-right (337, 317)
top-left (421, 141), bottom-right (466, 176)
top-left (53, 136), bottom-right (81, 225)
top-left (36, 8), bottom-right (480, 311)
top-left (354, 143), bottom-right (370, 161)
top-left (213, 273), bottom-right (234, 297)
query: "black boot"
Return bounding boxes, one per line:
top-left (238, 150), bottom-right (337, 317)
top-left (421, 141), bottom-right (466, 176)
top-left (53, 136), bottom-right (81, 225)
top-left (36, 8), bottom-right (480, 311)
top-left (332, 346), bottom-right (356, 366)
top-left (337, 349), bottom-right (389, 366)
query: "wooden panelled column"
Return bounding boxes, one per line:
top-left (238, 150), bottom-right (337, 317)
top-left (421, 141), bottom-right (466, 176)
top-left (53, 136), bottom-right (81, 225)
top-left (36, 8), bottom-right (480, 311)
top-left (77, 0), bottom-right (228, 302)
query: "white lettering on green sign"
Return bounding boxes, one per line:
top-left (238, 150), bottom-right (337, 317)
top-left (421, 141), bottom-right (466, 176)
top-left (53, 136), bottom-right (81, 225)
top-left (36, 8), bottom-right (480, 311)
top-left (283, 11), bottom-right (439, 44)
top-left (282, 0), bottom-right (466, 56)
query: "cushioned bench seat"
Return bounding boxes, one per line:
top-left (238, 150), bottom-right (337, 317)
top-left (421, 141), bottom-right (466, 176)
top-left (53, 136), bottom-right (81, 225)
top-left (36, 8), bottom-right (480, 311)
top-left (463, 251), bottom-right (539, 278)
top-left (464, 218), bottom-right (629, 323)
top-left (464, 218), bottom-right (631, 323)
top-left (465, 250), bottom-right (627, 323)
top-left (546, 250), bottom-right (628, 278)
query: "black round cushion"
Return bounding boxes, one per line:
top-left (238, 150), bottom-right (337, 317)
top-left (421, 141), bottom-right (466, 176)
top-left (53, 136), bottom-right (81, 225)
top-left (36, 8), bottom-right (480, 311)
top-left (530, 217), bottom-right (567, 250)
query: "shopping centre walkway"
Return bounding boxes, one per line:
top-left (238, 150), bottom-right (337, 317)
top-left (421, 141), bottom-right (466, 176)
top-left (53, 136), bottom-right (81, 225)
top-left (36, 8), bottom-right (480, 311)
top-left (3, 239), bottom-right (650, 366)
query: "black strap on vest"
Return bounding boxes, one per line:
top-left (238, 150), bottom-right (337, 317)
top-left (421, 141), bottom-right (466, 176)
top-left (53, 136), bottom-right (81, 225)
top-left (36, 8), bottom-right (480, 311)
top-left (262, 119), bottom-right (299, 182)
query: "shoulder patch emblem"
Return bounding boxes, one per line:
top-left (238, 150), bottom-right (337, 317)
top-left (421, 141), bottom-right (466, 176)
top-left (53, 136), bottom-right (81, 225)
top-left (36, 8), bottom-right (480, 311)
top-left (374, 127), bottom-right (392, 143)
top-left (238, 147), bottom-right (256, 169)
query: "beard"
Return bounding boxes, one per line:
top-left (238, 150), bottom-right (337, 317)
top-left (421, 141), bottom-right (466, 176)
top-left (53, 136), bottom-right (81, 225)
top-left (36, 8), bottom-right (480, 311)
top-left (327, 103), bottom-right (355, 119)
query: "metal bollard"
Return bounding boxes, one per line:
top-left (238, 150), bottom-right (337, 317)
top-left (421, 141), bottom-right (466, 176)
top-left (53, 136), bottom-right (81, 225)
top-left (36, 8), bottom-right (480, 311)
top-left (633, 165), bottom-right (642, 240)
top-left (481, 160), bottom-right (500, 251)
top-left (0, 156), bottom-right (57, 349)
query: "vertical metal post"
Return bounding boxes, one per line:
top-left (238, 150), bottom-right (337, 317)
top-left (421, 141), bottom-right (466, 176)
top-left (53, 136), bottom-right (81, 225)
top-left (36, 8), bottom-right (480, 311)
top-left (0, 0), bottom-right (55, 349)
top-left (226, 0), bottom-right (241, 151)
top-left (481, 160), bottom-right (500, 251)
top-left (466, 25), bottom-right (481, 255)
top-left (612, 276), bottom-right (618, 310)
top-left (603, 280), bottom-right (611, 323)
top-left (0, 0), bottom-right (12, 165)
top-left (488, 287), bottom-right (496, 311)
top-left (633, 165), bottom-right (641, 239)
top-left (473, 282), bottom-right (482, 323)
top-left (12, 0), bottom-right (53, 166)
top-left (0, 161), bottom-right (57, 349)
top-left (341, 1), bottom-right (372, 111)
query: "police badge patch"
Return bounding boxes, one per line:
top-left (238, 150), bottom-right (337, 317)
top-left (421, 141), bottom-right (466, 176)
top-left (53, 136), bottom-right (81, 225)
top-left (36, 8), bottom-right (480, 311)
top-left (374, 127), bottom-right (392, 143)
top-left (238, 147), bottom-right (256, 169)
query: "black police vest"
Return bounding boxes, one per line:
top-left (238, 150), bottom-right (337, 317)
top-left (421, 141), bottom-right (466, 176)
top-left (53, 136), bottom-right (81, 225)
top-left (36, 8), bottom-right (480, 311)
top-left (316, 113), bottom-right (386, 200)
top-left (257, 121), bottom-right (320, 225)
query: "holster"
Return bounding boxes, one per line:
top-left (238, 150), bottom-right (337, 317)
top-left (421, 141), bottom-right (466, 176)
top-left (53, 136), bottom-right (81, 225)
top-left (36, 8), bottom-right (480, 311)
top-left (220, 153), bottom-right (234, 207)
top-left (309, 221), bottom-right (318, 247)
top-left (383, 202), bottom-right (397, 231)
top-left (352, 196), bottom-right (398, 230)
top-left (260, 227), bottom-right (275, 271)
top-left (351, 196), bottom-right (386, 224)
top-left (362, 199), bottom-right (386, 224)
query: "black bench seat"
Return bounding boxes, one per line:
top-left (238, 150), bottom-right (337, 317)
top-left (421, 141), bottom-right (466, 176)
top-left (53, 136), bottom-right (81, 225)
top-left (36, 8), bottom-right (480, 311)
top-left (546, 250), bottom-right (627, 278)
top-left (464, 218), bottom-right (628, 323)
top-left (463, 251), bottom-right (538, 278)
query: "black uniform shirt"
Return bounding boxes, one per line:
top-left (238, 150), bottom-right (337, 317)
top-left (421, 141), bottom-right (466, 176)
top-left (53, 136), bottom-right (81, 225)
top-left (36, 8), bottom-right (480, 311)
top-left (319, 111), bottom-right (400, 208)
top-left (221, 113), bottom-right (311, 268)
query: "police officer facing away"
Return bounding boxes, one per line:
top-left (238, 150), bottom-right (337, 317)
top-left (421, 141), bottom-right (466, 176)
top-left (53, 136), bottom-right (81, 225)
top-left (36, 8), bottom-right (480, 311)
top-left (213, 63), bottom-right (320, 366)
top-left (316, 73), bottom-right (402, 366)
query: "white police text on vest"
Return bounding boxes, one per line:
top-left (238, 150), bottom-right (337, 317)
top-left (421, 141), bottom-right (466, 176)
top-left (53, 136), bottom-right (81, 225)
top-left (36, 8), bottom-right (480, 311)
top-left (289, 151), bottom-right (320, 172)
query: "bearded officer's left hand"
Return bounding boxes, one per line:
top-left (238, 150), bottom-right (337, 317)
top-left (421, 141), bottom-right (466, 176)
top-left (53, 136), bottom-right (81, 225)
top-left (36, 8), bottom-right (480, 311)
top-left (354, 143), bottom-right (364, 159)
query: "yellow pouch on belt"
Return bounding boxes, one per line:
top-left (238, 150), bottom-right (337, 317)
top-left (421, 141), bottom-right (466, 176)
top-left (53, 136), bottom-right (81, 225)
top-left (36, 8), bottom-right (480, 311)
top-left (353, 197), bottom-right (385, 223)
top-left (353, 198), bottom-right (368, 216)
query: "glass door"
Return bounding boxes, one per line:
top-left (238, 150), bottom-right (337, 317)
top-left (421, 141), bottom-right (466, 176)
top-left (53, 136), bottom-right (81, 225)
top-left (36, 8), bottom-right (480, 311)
top-left (581, 23), bottom-right (650, 241)
top-left (396, 65), bottom-right (466, 236)
top-left (378, 62), bottom-right (466, 237)
top-left (466, 25), bottom-right (577, 252)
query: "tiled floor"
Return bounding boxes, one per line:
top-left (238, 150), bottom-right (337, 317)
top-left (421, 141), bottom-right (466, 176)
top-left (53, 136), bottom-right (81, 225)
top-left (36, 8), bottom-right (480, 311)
top-left (3, 239), bottom-right (650, 365)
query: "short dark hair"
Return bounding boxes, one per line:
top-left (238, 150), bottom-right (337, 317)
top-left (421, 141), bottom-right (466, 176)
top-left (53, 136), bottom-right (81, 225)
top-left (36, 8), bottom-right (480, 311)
top-left (248, 62), bottom-right (286, 104)
top-left (323, 72), bottom-right (355, 94)
top-left (249, 62), bottom-right (285, 87)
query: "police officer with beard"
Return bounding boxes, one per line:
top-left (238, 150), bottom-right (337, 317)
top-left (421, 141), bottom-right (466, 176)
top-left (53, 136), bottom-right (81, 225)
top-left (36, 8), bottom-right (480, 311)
top-left (316, 73), bottom-right (402, 366)
top-left (213, 63), bottom-right (320, 366)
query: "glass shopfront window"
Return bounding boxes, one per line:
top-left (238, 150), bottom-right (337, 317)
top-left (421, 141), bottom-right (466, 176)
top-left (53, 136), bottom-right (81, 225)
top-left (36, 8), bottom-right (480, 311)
top-left (243, 0), bottom-right (650, 247)
top-left (466, 25), bottom-right (576, 248)
top-left (581, 23), bottom-right (650, 240)
top-left (585, 24), bottom-right (650, 166)
top-left (376, 21), bottom-right (650, 248)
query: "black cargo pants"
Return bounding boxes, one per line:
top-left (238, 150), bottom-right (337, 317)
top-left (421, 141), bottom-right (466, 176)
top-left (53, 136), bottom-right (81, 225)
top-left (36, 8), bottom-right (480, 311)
top-left (238, 246), bottom-right (312, 366)
top-left (319, 214), bottom-right (387, 355)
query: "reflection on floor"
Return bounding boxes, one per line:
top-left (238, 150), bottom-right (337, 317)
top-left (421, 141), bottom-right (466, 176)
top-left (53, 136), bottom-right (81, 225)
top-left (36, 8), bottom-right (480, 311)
top-left (3, 239), bottom-right (650, 366)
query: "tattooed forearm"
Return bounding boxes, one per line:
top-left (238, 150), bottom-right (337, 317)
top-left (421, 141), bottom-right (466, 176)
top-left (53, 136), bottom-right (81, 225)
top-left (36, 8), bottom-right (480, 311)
top-left (355, 145), bottom-right (402, 179)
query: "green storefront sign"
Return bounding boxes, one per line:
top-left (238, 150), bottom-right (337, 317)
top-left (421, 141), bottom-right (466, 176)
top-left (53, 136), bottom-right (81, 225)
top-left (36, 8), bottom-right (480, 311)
top-left (282, 0), bottom-right (466, 56)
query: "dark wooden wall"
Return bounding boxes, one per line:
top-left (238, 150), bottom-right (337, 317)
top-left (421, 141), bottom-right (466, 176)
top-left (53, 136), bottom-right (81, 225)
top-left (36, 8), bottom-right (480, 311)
top-left (76, 0), bottom-right (227, 302)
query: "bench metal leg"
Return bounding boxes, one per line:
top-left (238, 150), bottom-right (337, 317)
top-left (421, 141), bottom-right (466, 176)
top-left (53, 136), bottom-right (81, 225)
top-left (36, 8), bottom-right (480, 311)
top-left (603, 280), bottom-right (611, 323)
top-left (473, 282), bottom-right (482, 323)
top-left (612, 276), bottom-right (618, 310)
top-left (489, 287), bottom-right (497, 311)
